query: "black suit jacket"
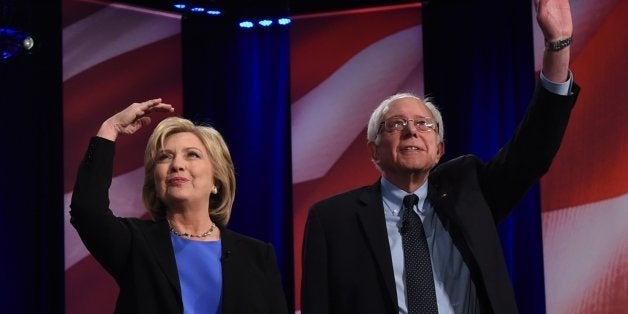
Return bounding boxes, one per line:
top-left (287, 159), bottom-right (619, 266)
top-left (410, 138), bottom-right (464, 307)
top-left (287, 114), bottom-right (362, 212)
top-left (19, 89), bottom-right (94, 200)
top-left (70, 137), bottom-right (289, 314)
top-left (301, 83), bottom-right (580, 314)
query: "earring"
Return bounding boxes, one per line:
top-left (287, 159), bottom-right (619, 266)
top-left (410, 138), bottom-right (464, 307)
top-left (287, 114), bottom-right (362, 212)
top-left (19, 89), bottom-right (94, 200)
top-left (212, 186), bottom-right (218, 194)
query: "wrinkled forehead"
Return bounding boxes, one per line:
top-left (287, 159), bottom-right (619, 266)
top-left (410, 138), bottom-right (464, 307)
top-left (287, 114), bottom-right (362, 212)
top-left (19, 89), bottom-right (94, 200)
top-left (384, 97), bottom-right (433, 119)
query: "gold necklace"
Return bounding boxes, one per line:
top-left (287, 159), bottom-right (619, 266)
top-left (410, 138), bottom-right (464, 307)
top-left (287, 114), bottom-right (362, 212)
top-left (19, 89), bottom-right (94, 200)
top-left (168, 220), bottom-right (217, 238)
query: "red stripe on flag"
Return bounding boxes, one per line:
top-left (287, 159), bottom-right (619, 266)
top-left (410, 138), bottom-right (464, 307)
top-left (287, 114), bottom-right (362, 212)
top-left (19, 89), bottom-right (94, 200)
top-left (541, 1), bottom-right (628, 211)
top-left (65, 254), bottom-right (118, 314)
top-left (290, 8), bottom-right (421, 101)
top-left (63, 35), bottom-right (183, 192)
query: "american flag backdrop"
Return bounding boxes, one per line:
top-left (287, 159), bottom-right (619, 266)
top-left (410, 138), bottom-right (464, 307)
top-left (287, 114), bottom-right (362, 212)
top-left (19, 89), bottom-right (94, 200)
top-left (289, 4), bottom-right (423, 310)
top-left (62, 0), bottom-right (183, 312)
top-left (60, 0), bottom-right (627, 312)
top-left (537, 0), bottom-right (628, 313)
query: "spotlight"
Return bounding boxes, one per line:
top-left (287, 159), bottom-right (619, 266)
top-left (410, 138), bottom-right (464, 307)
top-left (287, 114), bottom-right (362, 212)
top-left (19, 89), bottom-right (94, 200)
top-left (170, 1), bottom-right (222, 16)
top-left (277, 18), bottom-right (291, 26)
top-left (258, 19), bottom-right (273, 27)
top-left (239, 21), bottom-right (254, 29)
top-left (0, 28), bottom-right (35, 60)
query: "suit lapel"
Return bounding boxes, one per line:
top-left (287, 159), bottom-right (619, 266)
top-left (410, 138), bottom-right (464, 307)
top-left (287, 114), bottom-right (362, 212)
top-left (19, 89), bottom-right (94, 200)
top-left (355, 182), bottom-right (398, 308)
top-left (427, 175), bottom-right (490, 310)
top-left (428, 177), bottom-right (470, 256)
top-left (219, 228), bottom-right (237, 312)
top-left (145, 219), bottom-right (182, 297)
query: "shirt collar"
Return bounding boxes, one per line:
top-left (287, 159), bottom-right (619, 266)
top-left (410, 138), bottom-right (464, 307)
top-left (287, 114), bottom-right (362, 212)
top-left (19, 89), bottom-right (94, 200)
top-left (380, 177), bottom-right (429, 215)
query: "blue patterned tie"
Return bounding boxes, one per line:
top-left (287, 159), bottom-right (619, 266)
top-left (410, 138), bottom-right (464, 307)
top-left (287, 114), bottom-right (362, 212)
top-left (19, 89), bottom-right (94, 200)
top-left (401, 194), bottom-right (438, 313)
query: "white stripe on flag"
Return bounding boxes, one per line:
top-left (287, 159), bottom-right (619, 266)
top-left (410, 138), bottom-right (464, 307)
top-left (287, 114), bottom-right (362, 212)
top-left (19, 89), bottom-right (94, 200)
top-left (543, 193), bottom-right (628, 314)
top-left (64, 167), bottom-right (147, 269)
top-left (291, 26), bottom-right (423, 183)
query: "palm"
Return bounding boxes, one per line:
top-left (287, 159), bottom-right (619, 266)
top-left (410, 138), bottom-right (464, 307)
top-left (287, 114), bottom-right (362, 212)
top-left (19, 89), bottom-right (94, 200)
top-left (536, 0), bottom-right (573, 40)
top-left (98, 98), bottom-right (174, 141)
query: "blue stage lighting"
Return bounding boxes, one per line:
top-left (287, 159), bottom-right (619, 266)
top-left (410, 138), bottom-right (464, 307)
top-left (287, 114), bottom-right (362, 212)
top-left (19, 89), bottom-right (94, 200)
top-left (239, 21), bottom-right (254, 29)
top-left (173, 3), bottom-right (186, 9)
top-left (258, 19), bottom-right (273, 27)
top-left (277, 18), bottom-right (291, 26)
top-left (206, 10), bottom-right (222, 15)
top-left (190, 7), bottom-right (205, 12)
top-left (0, 28), bottom-right (34, 61)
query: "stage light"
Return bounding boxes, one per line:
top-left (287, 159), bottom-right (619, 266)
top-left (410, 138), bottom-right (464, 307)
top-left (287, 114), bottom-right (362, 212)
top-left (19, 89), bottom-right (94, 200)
top-left (277, 18), bottom-right (291, 26)
top-left (258, 19), bottom-right (273, 27)
top-left (0, 28), bottom-right (35, 61)
top-left (169, 1), bottom-right (289, 28)
top-left (239, 21), bottom-right (254, 29)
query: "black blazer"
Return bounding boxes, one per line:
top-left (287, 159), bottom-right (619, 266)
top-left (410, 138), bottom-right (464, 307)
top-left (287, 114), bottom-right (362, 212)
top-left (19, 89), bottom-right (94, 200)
top-left (70, 137), bottom-right (289, 314)
top-left (301, 84), bottom-right (580, 314)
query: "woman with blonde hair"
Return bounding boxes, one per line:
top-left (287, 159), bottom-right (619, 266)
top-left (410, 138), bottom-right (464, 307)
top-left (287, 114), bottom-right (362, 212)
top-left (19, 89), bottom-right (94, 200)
top-left (70, 99), bottom-right (288, 313)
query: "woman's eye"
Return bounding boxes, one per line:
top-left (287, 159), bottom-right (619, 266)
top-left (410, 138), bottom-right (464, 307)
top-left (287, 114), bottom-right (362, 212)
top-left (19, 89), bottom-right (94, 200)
top-left (156, 153), bottom-right (171, 162)
top-left (188, 151), bottom-right (201, 158)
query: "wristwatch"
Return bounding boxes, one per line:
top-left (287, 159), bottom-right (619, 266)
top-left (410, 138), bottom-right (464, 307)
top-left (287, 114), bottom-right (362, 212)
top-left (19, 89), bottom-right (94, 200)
top-left (545, 36), bottom-right (572, 52)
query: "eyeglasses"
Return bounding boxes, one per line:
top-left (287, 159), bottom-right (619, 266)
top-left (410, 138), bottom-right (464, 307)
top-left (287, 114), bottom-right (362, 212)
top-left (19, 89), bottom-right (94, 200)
top-left (378, 117), bottom-right (438, 134)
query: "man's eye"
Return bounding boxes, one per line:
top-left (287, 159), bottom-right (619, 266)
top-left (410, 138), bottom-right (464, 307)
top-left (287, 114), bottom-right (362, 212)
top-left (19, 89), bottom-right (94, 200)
top-left (417, 119), bottom-right (434, 128)
top-left (391, 119), bottom-right (405, 128)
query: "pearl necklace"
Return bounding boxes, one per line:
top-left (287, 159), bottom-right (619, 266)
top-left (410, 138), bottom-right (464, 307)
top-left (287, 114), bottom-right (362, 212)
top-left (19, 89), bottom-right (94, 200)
top-left (168, 220), bottom-right (217, 238)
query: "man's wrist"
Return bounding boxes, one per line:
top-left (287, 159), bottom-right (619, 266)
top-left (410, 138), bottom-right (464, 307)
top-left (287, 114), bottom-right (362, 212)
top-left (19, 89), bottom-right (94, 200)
top-left (545, 36), bottom-right (572, 52)
top-left (540, 70), bottom-right (573, 96)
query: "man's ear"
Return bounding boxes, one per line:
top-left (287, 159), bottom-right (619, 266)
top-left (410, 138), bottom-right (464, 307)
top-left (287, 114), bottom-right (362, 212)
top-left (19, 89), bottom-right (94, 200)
top-left (368, 141), bottom-right (378, 163)
top-left (436, 141), bottom-right (445, 160)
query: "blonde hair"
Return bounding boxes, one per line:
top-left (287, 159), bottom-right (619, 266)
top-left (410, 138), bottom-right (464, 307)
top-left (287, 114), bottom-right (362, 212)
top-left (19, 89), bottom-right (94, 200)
top-left (142, 117), bottom-right (236, 227)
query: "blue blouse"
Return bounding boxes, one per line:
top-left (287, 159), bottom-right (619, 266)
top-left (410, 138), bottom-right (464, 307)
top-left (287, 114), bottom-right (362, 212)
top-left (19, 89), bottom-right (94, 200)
top-left (171, 235), bottom-right (222, 314)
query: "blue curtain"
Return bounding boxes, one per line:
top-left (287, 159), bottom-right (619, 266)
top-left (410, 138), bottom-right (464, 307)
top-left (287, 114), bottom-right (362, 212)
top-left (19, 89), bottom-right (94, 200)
top-left (423, 1), bottom-right (546, 313)
top-left (182, 16), bottom-right (294, 310)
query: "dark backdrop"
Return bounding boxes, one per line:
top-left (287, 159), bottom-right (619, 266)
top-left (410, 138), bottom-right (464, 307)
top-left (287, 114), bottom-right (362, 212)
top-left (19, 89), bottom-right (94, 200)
top-left (423, 1), bottom-right (545, 313)
top-left (0, 0), bottom-right (64, 312)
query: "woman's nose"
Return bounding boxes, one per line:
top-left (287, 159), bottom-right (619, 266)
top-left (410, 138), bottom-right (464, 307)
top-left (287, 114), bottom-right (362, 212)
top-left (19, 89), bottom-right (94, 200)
top-left (169, 156), bottom-right (185, 171)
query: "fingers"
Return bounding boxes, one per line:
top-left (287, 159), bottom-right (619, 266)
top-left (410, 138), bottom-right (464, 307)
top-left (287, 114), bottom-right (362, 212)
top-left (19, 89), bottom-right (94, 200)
top-left (138, 98), bottom-right (175, 113)
top-left (98, 98), bottom-right (174, 141)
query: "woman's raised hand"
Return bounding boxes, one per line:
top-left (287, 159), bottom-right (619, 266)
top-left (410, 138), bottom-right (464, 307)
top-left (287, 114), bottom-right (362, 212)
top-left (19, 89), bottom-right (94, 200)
top-left (97, 98), bottom-right (174, 141)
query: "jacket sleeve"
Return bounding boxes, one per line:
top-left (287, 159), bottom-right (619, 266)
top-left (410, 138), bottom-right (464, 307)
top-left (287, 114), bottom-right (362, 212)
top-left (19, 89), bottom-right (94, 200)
top-left (69, 136), bottom-right (133, 277)
top-left (300, 205), bottom-right (330, 314)
top-left (264, 244), bottom-right (291, 314)
top-left (481, 83), bottom-right (580, 221)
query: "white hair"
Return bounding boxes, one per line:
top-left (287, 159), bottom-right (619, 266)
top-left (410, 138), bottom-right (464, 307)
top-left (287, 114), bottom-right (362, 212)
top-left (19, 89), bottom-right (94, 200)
top-left (366, 93), bottom-right (444, 144)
